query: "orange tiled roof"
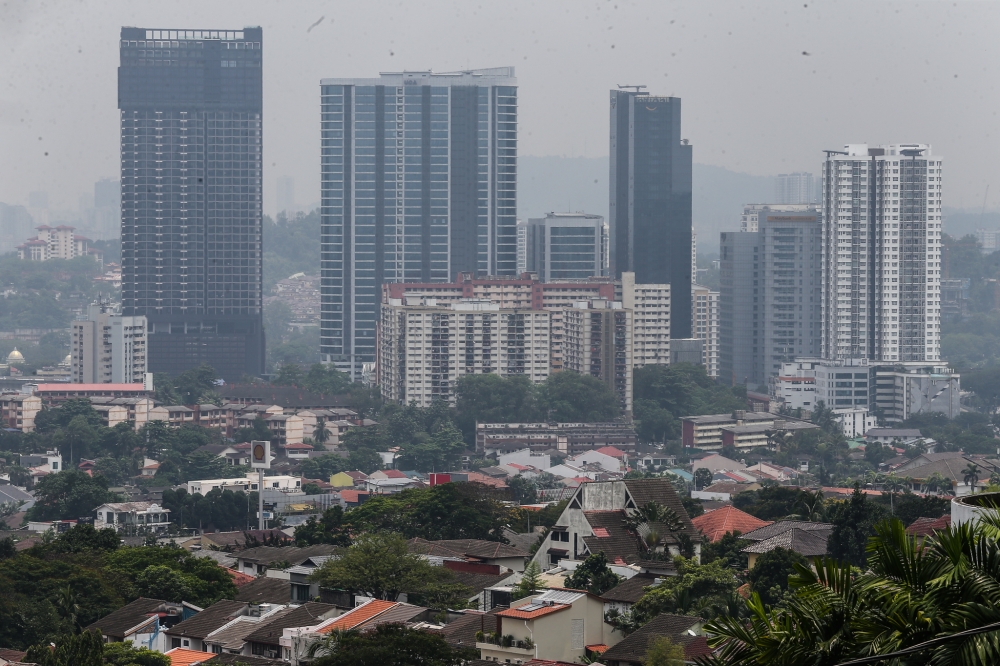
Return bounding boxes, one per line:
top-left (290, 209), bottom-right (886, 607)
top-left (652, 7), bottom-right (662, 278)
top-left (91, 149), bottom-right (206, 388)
top-left (906, 515), bottom-right (951, 537)
top-left (317, 600), bottom-right (397, 634)
top-left (586, 644), bottom-right (609, 653)
top-left (691, 505), bottom-right (772, 543)
top-left (165, 648), bottom-right (216, 666)
top-left (226, 568), bottom-right (256, 587)
top-left (497, 603), bottom-right (569, 620)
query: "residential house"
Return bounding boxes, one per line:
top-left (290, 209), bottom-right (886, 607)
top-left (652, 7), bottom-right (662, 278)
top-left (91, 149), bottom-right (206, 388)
top-left (279, 600), bottom-right (429, 665)
top-left (407, 538), bottom-right (530, 572)
top-left (907, 515), bottom-right (951, 540)
top-left (329, 470), bottom-right (367, 488)
top-left (164, 648), bottom-right (218, 665)
top-left (84, 597), bottom-right (185, 649)
top-left (892, 453), bottom-right (998, 496)
top-left (690, 454), bottom-right (746, 475)
top-left (691, 481), bottom-right (761, 502)
top-left (691, 506), bottom-right (773, 543)
top-left (236, 578), bottom-right (293, 605)
top-left (478, 588), bottom-right (621, 664)
top-left (601, 613), bottom-right (711, 665)
top-left (528, 478), bottom-right (702, 571)
top-left (94, 502), bottom-right (171, 533)
top-left (739, 520), bottom-right (833, 569)
top-left (241, 602), bottom-right (340, 661)
top-left (499, 449), bottom-right (552, 470)
top-left (566, 450), bottom-right (624, 474)
top-left (234, 544), bottom-right (340, 577)
top-left (601, 573), bottom-right (658, 617)
top-left (164, 600), bottom-right (249, 653)
top-left (865, 428), bottom-right (923, 444)
top-left (202, 605), bottom-right (291, 658)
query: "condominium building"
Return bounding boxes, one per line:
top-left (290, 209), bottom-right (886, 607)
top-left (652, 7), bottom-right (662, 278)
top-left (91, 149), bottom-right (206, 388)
top-left (821, 144), bottom-right (943, 363)
top-left (17, 225), bottom-right (97, 261)
top-left (621, 272), bottom-right (670, 368)
top-left (692, 284), bottom-right (720, 377)
top-left (774, 172), bottom-right (818, 205)
top-left (118, 27), bottom-right (265, 380)
top-left (379, 298), bottom-right (550, 407)
top-left (609, 90), bottom-right (693, 338)
top-left (720, 205), bottom-right (821, 386)
top-left (562, 299), bottom-right (633, 414)
top-left (320, 68), bottom-right (518, 378)
top-left (522, 212), bottom-right (607, 281)
top-left (72, 302), bottom-right (148, 384)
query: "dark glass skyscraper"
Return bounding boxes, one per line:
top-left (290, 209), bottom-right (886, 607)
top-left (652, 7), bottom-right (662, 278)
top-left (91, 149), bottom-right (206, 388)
top-left (609, 91), bottom-right (693, 338)
top-left (319, 69), bottom-right (517, 378)
top-left (118, 27), bottom-right (264, 380)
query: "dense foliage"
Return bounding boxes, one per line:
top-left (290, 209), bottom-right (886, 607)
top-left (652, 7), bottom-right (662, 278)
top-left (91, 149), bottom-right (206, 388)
top-left (563, 551), bottom-right (622, 595)
top-left (704, 516), bottom-right (1000, 665)
top-left (307, 622), bottom-right (477, 666)
top-left (633, 363), bottom-right (747, 443)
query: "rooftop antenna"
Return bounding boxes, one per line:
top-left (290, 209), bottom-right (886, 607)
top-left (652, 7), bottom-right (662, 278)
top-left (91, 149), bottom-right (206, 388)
top-left (617, 84), bottom-right (647, 93)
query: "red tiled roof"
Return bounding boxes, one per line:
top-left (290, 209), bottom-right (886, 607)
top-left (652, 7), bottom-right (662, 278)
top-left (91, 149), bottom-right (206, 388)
top-left (317, 600), bottom-right (396, 634)
top-left (586, 644), bottom-right (609, 653)
top-left (906, 515), bottom-right (951, 537)
top-left (691, 505), bottom-right (772, 543)
top-left (340, 490), bottom-right (368, 503)
top-left (684, 635), bottom-right (713, 659)
top-left (35, 383), bottom-right (147, 392)
top-left (497, 603), bottom-right (569, 620)
top-left (596, 446), bottom-right (627, 459)
top-left (165, 648), bottom-right (217, 666)
top-left (226, 568), bottom-right (256, 587)
top-left (382, 469), bottom-right (407, 478)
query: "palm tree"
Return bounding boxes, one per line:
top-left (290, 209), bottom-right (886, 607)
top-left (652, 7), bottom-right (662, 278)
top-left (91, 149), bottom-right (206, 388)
top-left (864, 469), bottom-right (884, 490)
top-left (883, 472), bottom-right (906, 514)
top-left (313, 420), bottom-right (331, 447)
top-left (923, 471), bottom-right (949, 495)
top-left (964, 462), bottom-right (981, 494)
top-left (703, 517), bottom-right (1000, 665)
top-left (789, 489), bottom-right (825, 522)
top-left (622, 501), bottom-right (684, 555)
top-left (56, 585), bottom-right (80, 632)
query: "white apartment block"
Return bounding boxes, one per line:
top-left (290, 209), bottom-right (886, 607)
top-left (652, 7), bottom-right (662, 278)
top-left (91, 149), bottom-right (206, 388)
top-left (379, 298), bottom-right (551, 407)
top-left (621, 272), bottom-right (670, 368)
top-left (821, 144), bottom-right (942, 363)
top-left (17, 225), bottom-right (97, 261)
top-left (562, 299), bottom-right (633, 414)
top-left (187, 473), bottom-right (301, 496)
top-left (72, 303), bottom-right (147, 384)
top-left (692, 284), bottom-right (720, 377)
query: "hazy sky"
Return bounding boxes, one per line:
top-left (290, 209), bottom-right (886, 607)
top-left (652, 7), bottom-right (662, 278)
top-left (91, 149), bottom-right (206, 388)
top-left (1, 0), bottom-right (998, 216)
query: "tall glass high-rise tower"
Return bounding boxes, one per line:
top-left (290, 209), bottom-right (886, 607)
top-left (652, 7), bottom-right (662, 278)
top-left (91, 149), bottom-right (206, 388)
top-left (118, 27), bottom-right (264, 380)
top-left (319, 68), bottom-right (517, 377)
top-left (609, 90), bottom-right (693, 339)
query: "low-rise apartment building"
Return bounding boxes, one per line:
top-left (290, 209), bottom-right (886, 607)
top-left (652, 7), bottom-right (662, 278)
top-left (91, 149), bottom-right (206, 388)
top-left (477, 422), bottom-right (637, 456)
top-left (0, 393), bottom-right (41, 431)
top-left (94, 501), bottom-right (171, 533)
top-left (187, 473), bottom-right (301, 496)
top-left (681, 411), bottom-right (774, 450)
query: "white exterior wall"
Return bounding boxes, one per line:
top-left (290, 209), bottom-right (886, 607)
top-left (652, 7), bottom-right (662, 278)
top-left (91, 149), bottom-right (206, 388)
top-left (692, 284), bottom-right (720, 377)
top-left (821, 144), bottom-right (942, 363)
top-left (621, 272), bottom-right (670, 368)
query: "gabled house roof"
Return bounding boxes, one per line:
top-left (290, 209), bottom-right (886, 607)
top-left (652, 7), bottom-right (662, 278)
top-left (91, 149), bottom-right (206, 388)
top-left (907, 515), bottom-right (951, 537)
top-left (438, 611), bottom-right (499, 648)
top-left (234, 544), bottom-right (340, 566)
top-left (740, 520), bottom-right (832, 542)
top-left (407, 537), bottom-right (529, 560)
top-left (84, 597), bottom-right (173, 640)
top-left (622, 478), bottom-right (702, 544)
top-left (235, 577), bottom-right (291, 604)
top-left (600, 613), bottom-right (704, 664)
top-left (316, 600), bottom-right (397, 634)
top-left (244, 602), bottom-right (337, 646)
top-left (581, 510), bottom-right (642, 565)
top-left (691, 506), bottom-right (772, 543)
top-left (600, 573), bottom-right (658, 604)
top-left (165, 648), bottom-right (216, 666)
top-left (741, 528), bottom-right (829, 558)
top-left (165, 600), bottom-right (247, 640)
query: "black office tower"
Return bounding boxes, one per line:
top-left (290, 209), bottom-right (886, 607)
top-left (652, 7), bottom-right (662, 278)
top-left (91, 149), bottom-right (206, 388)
top-left (609, 91), bottom-right (693, 338)
top-left (118, 27), bottom-right (265, 381)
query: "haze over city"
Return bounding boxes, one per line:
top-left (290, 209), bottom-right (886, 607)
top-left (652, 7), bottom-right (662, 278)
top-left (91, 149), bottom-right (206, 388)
top-left (2, 0), bottom-right (999, 217)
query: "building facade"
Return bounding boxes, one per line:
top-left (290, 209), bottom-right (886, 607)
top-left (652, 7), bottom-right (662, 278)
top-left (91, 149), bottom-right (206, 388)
top-left (562, 300), bottom-right (633, 414)
top-left (522, 212), bottom-right (607, 281)
top-left (118, 27), bottom-right (265, 380)
top-left (692, 284), bottom-right (720, 378)
top-left (774, 172), bottom-right (818, 205)
top-left (609, 90), bottom-right (693, 338)
top-left (821, 144), bottom-right (942, 363)
top-left (720, 205), bottom-right (821, 387)
top-left (621, 272), bottom-right (670, 369)
top-left (17, 225), bottom-right (96, 261)
top-left (72, 303), bottom-right (148, 384)
top-left (379, 298), bottom-right (550, 407)
top-left (320, 68), bottom-right (517, 378)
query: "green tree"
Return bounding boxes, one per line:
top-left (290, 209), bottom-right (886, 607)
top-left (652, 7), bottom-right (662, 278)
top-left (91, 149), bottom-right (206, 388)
top-left (309, 533), bottom-right (438, 601)
top-left (303, 363), bottom-right (353, 395)
top-left (454, 374), bottom-right (542, 443)
top-left (747, 547), bottom-right (806, 606)
top-left (633, 364), bottom-right (746, 442)
top-left (508, 475), bottom-right (537, 504)
top-left (826, 484), bottom-right (889, 567)
top-left (307, 622), bottom-right (477, 666)
top-left (313, 420), bottom-right (331, 446)
top-left (102, 642), bottom-right (171, 666)
top-left (623, 557), bottom-right (739, 626)
top-left (788, 489), bottom-right (826, 522)
top-left (964, 462), bottom-right (981, 494)
top-left (25, 471), bottom-right (121, 522)
top-left (398, 421), bottom-right (466, 472)
top-left (704, 516), bottom-right (1000, 665)
top-left (539, 370), bottom-right (620, 421)
top-left (694, 467), bottom-right (713, 491)
top-left (24, 629), bottom-right (104, 666)
top-left (700, 531), bottom-right (748, 568)
top-left (134, 565), bottom-right (193, 602)
top-left (103, 545), bottom-right (237, 607)
top-left (645, 636), bottom-right (686, 666)
top-left (511, 561), bottom-right (546, 599)
top-left (563, 552), bottom-right (622, 595)
top-left (294, 506), bottom-right (352, 547)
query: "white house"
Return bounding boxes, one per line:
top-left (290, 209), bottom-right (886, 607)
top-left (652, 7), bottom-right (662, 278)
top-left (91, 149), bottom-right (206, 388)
top-left (95, 502), bottom-right (171, 533)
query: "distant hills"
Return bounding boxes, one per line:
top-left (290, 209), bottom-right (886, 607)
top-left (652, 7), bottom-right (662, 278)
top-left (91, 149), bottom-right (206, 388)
top-left (518, 156), bottom-right (773, 255)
